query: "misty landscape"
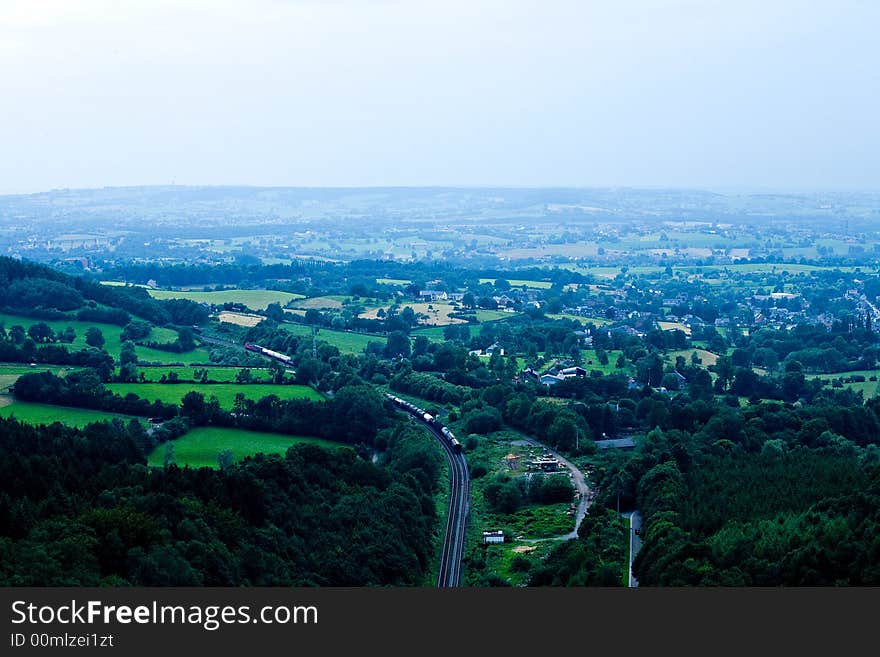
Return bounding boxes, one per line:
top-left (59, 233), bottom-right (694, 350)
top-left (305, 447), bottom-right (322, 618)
top-left (1, 184), bottom-right (880, 586)
top-left (1, 1), bottom-right (879, 593)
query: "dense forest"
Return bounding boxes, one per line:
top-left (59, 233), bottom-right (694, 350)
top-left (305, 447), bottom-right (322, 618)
top-left (568, 390), bottom-right (880, 586)
top-left (0, 256), bottom-right (207, 326)
top-left (0, 416), bottom-right (441, 585)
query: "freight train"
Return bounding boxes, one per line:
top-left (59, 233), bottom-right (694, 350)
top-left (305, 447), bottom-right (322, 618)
top-left (244, 342), bottom-right (292, 365)
top-left (387, 394), bottom-right (462, 453)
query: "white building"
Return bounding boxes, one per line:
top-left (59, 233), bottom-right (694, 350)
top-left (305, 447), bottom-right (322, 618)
top-left (482, 530), bottom-right (504, 544)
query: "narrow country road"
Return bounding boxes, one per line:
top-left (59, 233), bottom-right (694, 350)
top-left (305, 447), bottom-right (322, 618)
top-left (514, 437), bottom-right (594, 541)
top-left (622, 510), bottom-right (642, 587)
top-left (516, 434), bottom-right (642, 588)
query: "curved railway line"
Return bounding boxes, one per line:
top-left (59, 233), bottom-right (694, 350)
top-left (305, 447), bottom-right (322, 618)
top-left (169, 344), bottom-right (470, 586)
top-left (387, 395), bottom-right (470, 588)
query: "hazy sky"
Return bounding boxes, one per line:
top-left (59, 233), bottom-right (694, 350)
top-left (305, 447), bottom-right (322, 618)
top-left (1, 0), bottom-right (878, 193)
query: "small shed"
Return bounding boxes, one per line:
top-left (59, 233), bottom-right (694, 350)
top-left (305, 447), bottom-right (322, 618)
top-left (482, 530), bottom-right (505, 544)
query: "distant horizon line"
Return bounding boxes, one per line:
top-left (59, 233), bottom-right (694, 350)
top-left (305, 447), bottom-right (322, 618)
top-left (2, 183), bottom-right (880, 197)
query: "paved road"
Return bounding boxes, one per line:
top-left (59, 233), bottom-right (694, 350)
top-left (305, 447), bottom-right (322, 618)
top-left (516, 437), bottom-right (641, 588)
top-left (622, 510), bottom-right (642, 588)
top-left (595, 437), bottom-right (636, 450)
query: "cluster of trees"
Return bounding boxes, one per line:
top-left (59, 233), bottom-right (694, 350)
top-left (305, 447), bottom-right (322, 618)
top-left (76, 306), bottom-right (131, 326)
top-left (0, 277), bottom-right (84, 312)
top-left (732, 324), bottom-right (879, 373)
top-left (631, 434), bottom-right (880, 585)
top-left (219, 385), bottom-right (392, 448)
top-left (389, 371), bottom-right (470, 405)
top-left (295, 304), bottom-right (420, 336)
top-left (482, 472), bottom-right (573, 515)
top-left (14, 370), bottom-right (177, 419)
top-left (0, 331), bottom-right (114, 378)
top-left (474, 316), bottom-right (589, 361)
top-left (0, 256), bottom-right (207, 330)
top-left (14, 369), bottom-right (397, 452)
top-left (99, 260), bottom-right (590, 305)
top-left (140, 327), bottom-right (198, 353)
top-left (0, 416), bottom-right (440, 585)
top-left (121, 320), bottom-right (152, 342)
top-left (1, 321), bottom-right (75, 345)
top-left (529, 506), bottom-right (628, 586)
top-left (502, 395), bottom-right (592, 453)
top-left (578, 386), bottom-right (880, 586)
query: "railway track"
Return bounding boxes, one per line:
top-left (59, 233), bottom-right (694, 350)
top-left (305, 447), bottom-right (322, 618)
top-left (428, 421), bottom-right (470, 587)
top-left (389, 398), bottom-right (470, 588)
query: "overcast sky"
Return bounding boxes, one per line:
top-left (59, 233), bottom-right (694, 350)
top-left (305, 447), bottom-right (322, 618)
top-left (1, 0), bottom-right (878, 194)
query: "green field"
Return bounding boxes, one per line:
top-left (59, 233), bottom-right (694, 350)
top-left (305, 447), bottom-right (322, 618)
top-left (147, 426), bottom-right (343, 468)
top-left (681, 263), bottom-right (862, 275)
top-left (147, 288), bottom-right (304, 310)
top-left (566, 262), bottom-right (865, 280)
top-left (0, 312), bottom-right (210, 365)
top-left (360, 302), bottom-right (465, 327)
top-left (291, 295), bottom-right (350, 310)
top-left (657, 320), bottom-right (691, 335)
top-left (136, 345), bottom-right (212, 365)
top-left (485, 502), bottom-right (576, 539)
top-left (411, 325), bottom-right (469, 342)
top-left (546, 313), bottom-right (612, 326)
top-left (376, 278), bottom-right (412, 285)
top-left (474, 310), bottom-right (517, 323)
top-left (478, 354), bottom-right (527, 372)
top-left (806, 370), bottom-right (880, 398)
top-left (106, 383), bottom-right (324, 407)
top-left (479, 278), bottom-right (553, 289)
top-left (478, 541), bottom-right (557, 587)
top-left (0, 364), bottom-right (73, 392)
top-left (667, 348), bottom-right (720, 367)
top-left (580, 349), bottom-right (630, 374)
top-left (0, 399), bottom-right (142, 428)
top-left (0, 363), bottom-right (72, 379)
top-left (128, 366), bottom-right (276, 383)
top-left (100, 281), bottom-right (147, 288)
top-left (565, 265), bottom-right (666, 279)
top-left (281, 322), bottom-right (386, 354)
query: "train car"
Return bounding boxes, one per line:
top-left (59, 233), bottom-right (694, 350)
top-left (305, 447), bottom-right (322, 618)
top-left (261, 347), bottom-right (292, 364)
top-left (244, 342), bottom-right (292, 364)
top-left (441, 426), bottom-right (462, 453)
top-left (388, 394), bottom-right (461, 452)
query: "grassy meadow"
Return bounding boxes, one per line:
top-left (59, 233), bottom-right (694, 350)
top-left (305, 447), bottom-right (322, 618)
top-left (147, 426), bottom-right (343, 468)
top-left (107, 382), bottom-right (323, 407)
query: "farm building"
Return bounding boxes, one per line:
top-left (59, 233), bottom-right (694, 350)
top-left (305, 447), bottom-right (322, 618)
top-left (482, 530), bottom-right (505, 544)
